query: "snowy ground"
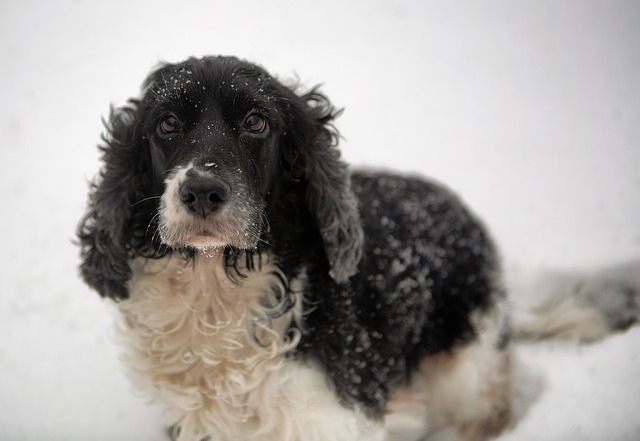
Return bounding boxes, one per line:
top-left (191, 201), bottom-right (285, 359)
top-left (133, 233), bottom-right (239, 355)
top-left (1, 0), bottom-right (639, 440)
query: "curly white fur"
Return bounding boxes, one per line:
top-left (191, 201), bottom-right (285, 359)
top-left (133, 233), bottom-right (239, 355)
top-left (119, 251), bottom-right (381, 441)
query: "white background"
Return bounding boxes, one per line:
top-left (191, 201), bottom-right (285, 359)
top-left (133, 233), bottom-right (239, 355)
top-left (1, 0), bottom-right (639, 440)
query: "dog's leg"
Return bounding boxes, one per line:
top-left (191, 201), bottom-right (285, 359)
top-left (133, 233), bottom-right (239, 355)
top-left (162, 359), bottom-right (386, 441)
top-left (269, 360), bottom-right (387, 441)
top-left (389, 304), bottom-right (511, 441)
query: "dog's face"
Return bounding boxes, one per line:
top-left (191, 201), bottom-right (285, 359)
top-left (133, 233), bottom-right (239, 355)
top-left (79, 56), bottom-right (364, 300)
top-left (139, 58), bottom-right (291, 250)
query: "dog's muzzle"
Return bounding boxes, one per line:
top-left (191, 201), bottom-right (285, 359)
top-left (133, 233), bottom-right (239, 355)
top-left (158, 165), bottom-right (264, 250)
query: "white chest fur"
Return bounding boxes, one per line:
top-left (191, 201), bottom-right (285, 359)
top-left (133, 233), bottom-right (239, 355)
top-left (119, 252), bottom-right (380, 441)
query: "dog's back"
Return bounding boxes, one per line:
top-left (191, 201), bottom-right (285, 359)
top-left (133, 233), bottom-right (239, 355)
top-left (297, 171), bottom-right (511, 438)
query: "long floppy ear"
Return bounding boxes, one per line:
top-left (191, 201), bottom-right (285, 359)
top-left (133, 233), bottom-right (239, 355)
top-left (285, 90), bottom-right (364, 283)
top-left (77, 101), bottom-right (151, 300)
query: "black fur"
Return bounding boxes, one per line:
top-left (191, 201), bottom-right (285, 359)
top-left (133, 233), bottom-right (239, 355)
top-left (78, 56), bottom-right (501, 419)
top-left (298, 174), bottom-right (500, 415)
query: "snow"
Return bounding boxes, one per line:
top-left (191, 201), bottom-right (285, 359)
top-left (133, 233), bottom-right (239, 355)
top-left (1, 0), bottom-right (639, 440)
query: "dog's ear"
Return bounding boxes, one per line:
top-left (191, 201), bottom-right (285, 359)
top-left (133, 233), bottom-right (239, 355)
top-left (284, 90), bottom-right (364, 283)
top-left (77, 101), bottom-right (151, 300)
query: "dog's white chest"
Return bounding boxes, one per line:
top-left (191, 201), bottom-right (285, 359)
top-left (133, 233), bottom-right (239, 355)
top-left (117, 253), bottom-right (379, 441)
top-left (119, 253), bottom-right (297, 439)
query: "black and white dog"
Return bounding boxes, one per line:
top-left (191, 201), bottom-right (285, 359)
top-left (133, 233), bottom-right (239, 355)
top-left (78, 56), bottom-right (511, 441)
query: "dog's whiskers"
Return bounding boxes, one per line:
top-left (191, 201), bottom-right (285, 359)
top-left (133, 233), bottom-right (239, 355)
top-left (145, 212), bottom-right (161, 238)
top-left (245, 229), bottom-right (273, 248)
top-left (132, 195), bottom-right (162, 207)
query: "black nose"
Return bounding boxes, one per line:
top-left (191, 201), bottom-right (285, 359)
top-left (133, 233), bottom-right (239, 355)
top-left (179, 176), bottom-right (230, 217)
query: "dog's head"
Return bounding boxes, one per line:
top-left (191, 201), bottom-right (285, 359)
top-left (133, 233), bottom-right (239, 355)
top-left (78, 56), bottom-right (363, 300)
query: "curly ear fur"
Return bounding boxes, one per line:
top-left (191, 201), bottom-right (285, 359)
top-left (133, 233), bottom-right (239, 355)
top-left (77, 101), bottom-right (153, 300)
top-left (285, 90), bottom-right (364, 283)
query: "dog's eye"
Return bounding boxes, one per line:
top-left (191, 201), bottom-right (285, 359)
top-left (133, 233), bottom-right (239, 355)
top-left (158, 115), bottom-right (181, 135)
top-left (244, 113), bottom-right (268, 134)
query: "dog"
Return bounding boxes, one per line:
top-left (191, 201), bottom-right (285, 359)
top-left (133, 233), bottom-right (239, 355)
top-left (78, 56), bottom-right (511, 441)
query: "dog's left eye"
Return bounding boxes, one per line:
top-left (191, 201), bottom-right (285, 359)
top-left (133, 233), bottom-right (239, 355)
top-left (244, 113), bottom-right (268, 134)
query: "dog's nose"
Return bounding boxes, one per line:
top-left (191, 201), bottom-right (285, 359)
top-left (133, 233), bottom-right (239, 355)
top-left (179, 176), bottom-right (230, 217)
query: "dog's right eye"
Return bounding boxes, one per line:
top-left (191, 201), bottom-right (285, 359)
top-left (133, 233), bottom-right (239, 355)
top-left (158, 115), bottom-right (181, 135)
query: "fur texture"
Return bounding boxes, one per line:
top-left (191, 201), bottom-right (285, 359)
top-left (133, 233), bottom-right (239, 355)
top-left (78, 56), bottom-right (511, 440)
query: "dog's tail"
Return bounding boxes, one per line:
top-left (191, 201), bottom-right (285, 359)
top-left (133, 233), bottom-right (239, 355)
top-left (512, 260), bottom-right (640, 343)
